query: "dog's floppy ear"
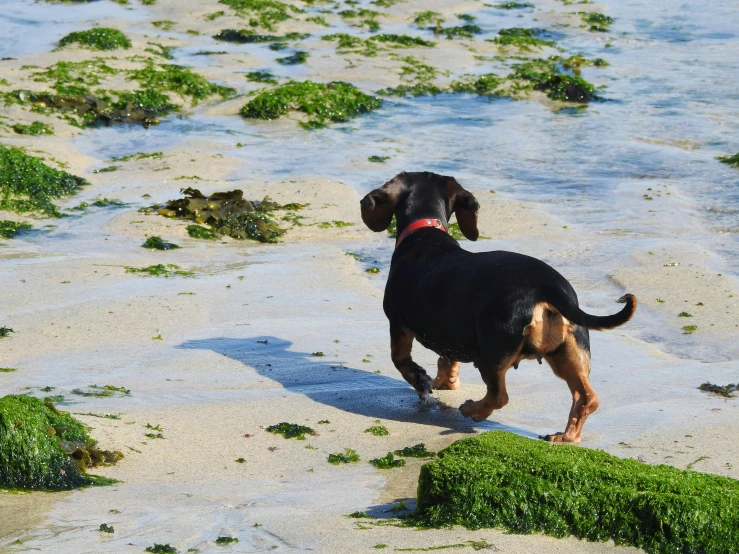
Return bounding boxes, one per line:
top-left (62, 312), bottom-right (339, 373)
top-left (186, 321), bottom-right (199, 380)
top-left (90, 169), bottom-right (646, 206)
top-left (452, 185), bottom-right (480, 241)
top-left (360, 174), bottom-right (405, 232)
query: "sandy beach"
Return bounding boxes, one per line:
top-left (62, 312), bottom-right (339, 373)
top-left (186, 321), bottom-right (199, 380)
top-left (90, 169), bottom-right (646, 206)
top-left (1, 0), bottom-right (738, 552)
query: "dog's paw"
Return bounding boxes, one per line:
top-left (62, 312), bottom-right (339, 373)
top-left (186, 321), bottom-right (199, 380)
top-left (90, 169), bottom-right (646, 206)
top-left (540, 432), bottom-right (580, 443)
top-left (459, 399), bottom-right (488, 422)
top-left (432, 375), bottom-right (461, 390)
top-left (415, 374), bottom-right (433, 400)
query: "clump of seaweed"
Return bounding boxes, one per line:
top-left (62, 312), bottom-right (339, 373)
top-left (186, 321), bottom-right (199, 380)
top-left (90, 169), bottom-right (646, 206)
top-left (99, 523), bottom-right (114, 533)
top-left (495, 2), bottom-right (534, 8)
top-left (142, 236), bottom-right (180, 250)
top-left (508, 58), bottom-right (600, 102)
top-left (0, 144), bottom-right (88, 216)
top-left (125, 264), bottom-right (193, 277)
top-left (266, 422), bottom-right (316, 440)
top-left (0, 368), bottom-right (17, 373)
top-left (147, 188), bottom-right (304, 243)
top-left (0, 220), bottom-right (32, 239)
top-left (580, 12), bottom-right (614, 32)
top-left (716, 153), bottom-right (739, 167)
top-left (0, 395), bottom-right (122, 490)
top-left (145, 545), bottom-right (177, 554)
top-left (368, 34), bottom-right (435, 48)
top-left (449, 73), bottom-right (501, 95)
top-left (213, 30), bottom-right (309, 43)
top-left (241, 80), bottom-right (382, 128)
top-left (493, 28), bottom-right (555, 51)
top-left (0, 327), bottom-right (14, 338)
top-left (393, 443), bottom-right (435, 458)
top-left (413, 11), bottom-right (444, 28)
top-left (187, 224), bottom-right (219, 240)
top-left (699, 382), bottom-right (738, 397)
top-left (59, 28), bottom-right (132, 51)
top-left (219, 0), bottom-right (304, 31)
top-left (246, 70), bottom-right (278, 84)
top-left (365, 425), bottom-right (389, 436)
top-left (12, 121), bottom-right (54, 135)
top-left (434, 25), bottom-right (483, 40)
top-left (127, 63), bottom-right (236, 105)
top-left (216, 537), bottom-right (239, 545)
top-left (328, 449), bottom-right (360, 465)
top-left (370, 452), bottom-right (405, 469)
top-left (413, 431), bottom-right (739, 553)
top-left (71, 384), bottom-right (130, 397)
top-left (379, 83), bottom-right (443, 97)
top-left (276, 51), bottom-right (309, 65)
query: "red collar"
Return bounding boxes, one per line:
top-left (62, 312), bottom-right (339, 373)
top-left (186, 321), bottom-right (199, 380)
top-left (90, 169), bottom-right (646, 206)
top-left (395, 218), bottom-right (446, 247)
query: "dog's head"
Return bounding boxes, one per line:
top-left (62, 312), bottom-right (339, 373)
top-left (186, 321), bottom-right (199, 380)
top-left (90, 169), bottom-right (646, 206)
top-left (359, 171), bottom-right (480, 241)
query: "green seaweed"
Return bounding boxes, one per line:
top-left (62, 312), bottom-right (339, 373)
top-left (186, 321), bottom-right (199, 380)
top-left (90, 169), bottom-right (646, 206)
top-left (580, 12), bottom-right (614, 32)
top-left (241, 80), bottom-right (382, 127)
top-left (449, 73), bottom-right (501, 95)
top-left (716, 153), bottom-right (739, 167)
top-left (0, 220), bottom-right (32, 239)
top-left (93, 166), bottom-right (118, 173)
top-left (394, 443), bottom-right (435, 458)
top-left (246, 70), bottom-right (278, 84)
top-left (365, 425), bottom-right (389, 436)
top-left (235, 457), bottom-right (246, 463)
top-left (368, 34), bottom-right (435, 47)
top-left (370, 452), bottom-right (405, 469)
top-left (59, 28), bottom-right (131, 51)
top-left (508, 58), bottom-right (600, 102)
top-left (322, 33), bottom-right (364, 49)
top-left (379, 83), bottom-right (443, 97)
top-left (435, 25), bottom-right (483, 40)
top-left (127, 63), bottom-right (236, 104)
top-left (493, 28), bottom-right (555, 51)
top-left (0, 327), bottom-right (14, 338)
top-left (328, 448), bottom-right (360, 465)
top-left (698, 382), bottom-right (738, 398)
top-left (413, 11), bottom-right (444, 27)
top-left (368, 155), bottom-right (390, 163)
top-left (72, 198), bottom-right (126, 210)
top-left (71, 385), bottom-right (130, 397)
top-left (12, 121), bottom-right (54, 135)
top-left (317, 220), bottom-right (354, 228)
top-left (0, 368), bottom-right (17, 373)
top-left (110, 151), bottom-right (163, 162)
top-left (99, 523), bottom-right (114, 533)
top-left (276, 51), bottom-right (309, 65)
top-left (125, 264), bottom-right (194, 277)
top-left (0, 144), bottom-right (88, 216)
top-left (306, 16), bottom-right (330, 27)
top-left (365, 267), bottom-right (380, 274)
top-left (0, 395), bottom-right (122, 491)
top-left (215, 537), bottom-right (239, 545)
top-left (146, 545), bottom-right (178, 554)
top-left (682, 325), bottom-right (698, 334)
top-left (413, 431), bottom-right (739, 553)
top-left (219, 0), bottom-right (304, 31)
top-left (395, 541), bottom-right (493, 551)
top-left (213, 30), bottom-right (309, 43)
top-left (266, 422), bottom-right (316, 440)
top-left (142, 236), bottom-right (180, 250)
top-left (187, 224), bottom-right (219, 240)
top-left (149, 188), bottom-right (299, 243)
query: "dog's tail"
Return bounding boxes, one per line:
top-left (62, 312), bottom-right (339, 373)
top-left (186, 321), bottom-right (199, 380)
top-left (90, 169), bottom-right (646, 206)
top-left (545, 288), bottom-right (637, 331)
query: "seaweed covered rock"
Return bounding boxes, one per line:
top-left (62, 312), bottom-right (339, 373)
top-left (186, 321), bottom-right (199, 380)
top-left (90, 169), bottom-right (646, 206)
top-left (414, 431), bottom-right (739, 554)
top-left (240, 80), bottom-right (382, 129)
top-left (0, 144), bottom-right (88, 216)
top-left (0, 395), bottom-right (122, 491)
top-left (145, 188), bottom-right (305, 243)
top-left (59, 28), bottom-right (132, 51)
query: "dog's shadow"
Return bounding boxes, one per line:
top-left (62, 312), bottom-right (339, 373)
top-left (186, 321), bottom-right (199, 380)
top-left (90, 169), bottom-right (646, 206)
top-left (178, 335), bottom-right (535, 436)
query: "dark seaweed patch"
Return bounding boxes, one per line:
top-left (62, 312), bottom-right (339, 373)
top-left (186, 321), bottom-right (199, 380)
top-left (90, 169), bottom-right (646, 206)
top-left (125, 264), bottom-right (193, 277)
top-left (148, 188), bottom-right (302, 243)
top-left (213, 30), bottom-right (309, 43)
top-left (0, 144), bottom-right (88, 216)
top-left (434, 25), bottom-right (483, 40)
top-left (186, 224), bottom-right (219, 240)
top-left (394, 443), bottom-right (435, 458)
top-left (219, 0), bottom-right (304, 31)
top-left (99, 523), bottom-right (114, 533)
top-left (0, 395), bottom-right (122, 491)
top-left (580, 12), bottom-right (614, 32)
top-left (246, 70), bottom-right (278, 84)
top-left (364, 425), bottom-right (389, 436)
top-left (716, 153), bottom-right (739, 167)
top-left (266, 422), bottom-right (316, 440)
top-left (59, 28), bottom-right (131, 51)
top-left (368, 34), bottom-right (435, 48)
top-left (146, 545), bottom-right (178, 554)
top-left (142, 236), bottom-right (180, 250)
top-left (276, 51), bottom-right (309, 65)
top-left (493, 28), bottom-right (555, 51)
top-left (699, 382), bottom-right (738, 397)
top-left (413, 431), bottom-right (739, 553)
top-left (215, 537), bottom-right (239, 545)
top-left (0, 220), bottom-right (32, 238)
top-left (0, 327), bottom-right (13, 338)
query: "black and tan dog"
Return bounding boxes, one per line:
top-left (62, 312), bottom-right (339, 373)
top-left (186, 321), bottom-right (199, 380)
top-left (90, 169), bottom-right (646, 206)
top-left (360, 171), bottom-right (636, 443)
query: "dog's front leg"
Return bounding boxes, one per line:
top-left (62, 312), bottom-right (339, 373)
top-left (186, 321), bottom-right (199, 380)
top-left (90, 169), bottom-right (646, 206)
top-left (390, 325), bottom-right (433, 400)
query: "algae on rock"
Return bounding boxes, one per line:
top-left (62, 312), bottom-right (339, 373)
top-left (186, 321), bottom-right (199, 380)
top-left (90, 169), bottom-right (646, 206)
top-left (59, 28), bottom-right (132, 51)
top-left (0, 395), bottom-right (122, 491)
top-left (413, 431), bottom-right (739, 554)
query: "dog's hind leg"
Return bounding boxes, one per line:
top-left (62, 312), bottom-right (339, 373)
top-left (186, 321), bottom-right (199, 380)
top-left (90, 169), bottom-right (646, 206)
top-left (390, 325), bottom-right (433, 399)
top-left (542, 332), bottom-right (598, 443)
top-left (460, 351), bottom-right (516, 422)
top-left (433, 357), bottom-right (461, 390)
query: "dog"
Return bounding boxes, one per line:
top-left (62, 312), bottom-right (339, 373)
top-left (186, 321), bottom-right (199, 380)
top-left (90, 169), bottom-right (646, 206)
top-left (360, 171), bottom-right (636, 443)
